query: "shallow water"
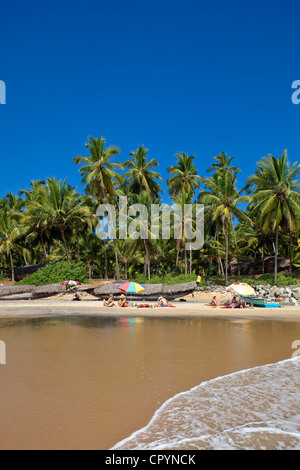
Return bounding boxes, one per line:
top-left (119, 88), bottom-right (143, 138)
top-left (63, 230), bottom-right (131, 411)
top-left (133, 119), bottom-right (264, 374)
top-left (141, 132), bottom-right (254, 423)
top-left (0, 315), bottom-right (299, 449)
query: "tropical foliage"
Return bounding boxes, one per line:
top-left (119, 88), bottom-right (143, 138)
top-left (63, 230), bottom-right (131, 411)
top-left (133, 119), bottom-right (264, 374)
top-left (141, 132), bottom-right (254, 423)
top-left (1, 137), bottom-right (300, 285)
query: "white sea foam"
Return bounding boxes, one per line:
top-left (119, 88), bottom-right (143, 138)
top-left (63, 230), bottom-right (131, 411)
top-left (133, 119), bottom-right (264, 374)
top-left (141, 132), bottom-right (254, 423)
top-left (112, 358), bottom-right (300, 450)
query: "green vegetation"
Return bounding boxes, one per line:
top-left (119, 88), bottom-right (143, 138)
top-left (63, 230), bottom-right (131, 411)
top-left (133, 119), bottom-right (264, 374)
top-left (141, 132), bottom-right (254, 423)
top-left (17, 261), bottom-right (87, 286)
top-left (0, 135), bottom-right (300, 286)
top-left (133, 273), bottom-right (200, 285)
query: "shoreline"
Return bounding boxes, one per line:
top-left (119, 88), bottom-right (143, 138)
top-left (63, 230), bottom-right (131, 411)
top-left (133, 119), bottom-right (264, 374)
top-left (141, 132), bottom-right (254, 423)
top-left (0, 299), bottom-right (299, 322)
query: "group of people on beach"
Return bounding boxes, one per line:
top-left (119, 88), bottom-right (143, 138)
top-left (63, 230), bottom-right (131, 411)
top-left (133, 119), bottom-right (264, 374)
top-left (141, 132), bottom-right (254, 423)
top-left (102, 293), bottom-right (175, 308)
top-left (210, 295), bottom-right (246, 308)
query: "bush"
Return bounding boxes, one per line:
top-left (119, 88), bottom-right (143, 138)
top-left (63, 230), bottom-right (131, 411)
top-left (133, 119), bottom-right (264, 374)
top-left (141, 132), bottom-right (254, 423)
top-left (17, 261), bottom-right (88, 286)
top-left (132, 273), bottom-right (198, 285)
top-left (240, 273), bottom-right (298, 286)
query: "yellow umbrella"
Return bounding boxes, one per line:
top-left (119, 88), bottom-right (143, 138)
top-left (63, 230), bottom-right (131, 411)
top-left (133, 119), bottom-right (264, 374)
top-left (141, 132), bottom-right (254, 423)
top-left (226, 283), bottom-right (255, 296)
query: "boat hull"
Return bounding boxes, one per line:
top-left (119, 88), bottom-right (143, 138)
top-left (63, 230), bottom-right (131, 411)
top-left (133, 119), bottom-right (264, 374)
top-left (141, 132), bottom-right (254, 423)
top-left (242, 295), bottom-right (281, 308)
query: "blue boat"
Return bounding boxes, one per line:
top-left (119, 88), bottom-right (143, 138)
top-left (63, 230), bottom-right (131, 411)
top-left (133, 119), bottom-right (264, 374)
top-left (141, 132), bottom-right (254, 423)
top-left (242, 295), bottom-right (281, 308)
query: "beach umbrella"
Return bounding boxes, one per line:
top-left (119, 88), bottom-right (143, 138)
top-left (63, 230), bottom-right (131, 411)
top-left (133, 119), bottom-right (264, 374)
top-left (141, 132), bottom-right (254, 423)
top-left (226, 282), bottom-right (255, 297)
top-left (118, 282), bottom-right (145, 295)
top-left (60, 280), bottom-right (82, 286)
top-left (118, 282), bottom-right (145, 302)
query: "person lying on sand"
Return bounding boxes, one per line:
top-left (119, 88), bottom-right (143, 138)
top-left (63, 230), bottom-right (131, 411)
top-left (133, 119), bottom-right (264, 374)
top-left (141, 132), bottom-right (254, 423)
top-left (119, 294), bottom-right (128, 307)
top-left (137, 303), bottom-right (153, 308)
top-left (103, 294), bottom-right (116, 307)
top-left (156, 296), bottom-right (176, 307)
top-left (210, 296), bottom-right (220, 306)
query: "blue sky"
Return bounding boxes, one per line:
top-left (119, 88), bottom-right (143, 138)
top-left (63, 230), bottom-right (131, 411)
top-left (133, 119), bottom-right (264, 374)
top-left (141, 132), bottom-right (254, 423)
top-left (0, 0), bottom-right (300, 200)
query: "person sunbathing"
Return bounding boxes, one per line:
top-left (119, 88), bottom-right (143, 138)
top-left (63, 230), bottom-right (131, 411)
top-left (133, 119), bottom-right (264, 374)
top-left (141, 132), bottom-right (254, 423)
top-left (119, 294), bottom-right (128, 307)
top-left (103, 294), bottom-right (116, 307)
top-left (157, 296), bottom-right (168, 306)
top-left (223, 296), bottom-right (238, 308)
top-left (156, 296), bottom-right (176, 307)
top-left (210, 296), bottom-right (220, 306)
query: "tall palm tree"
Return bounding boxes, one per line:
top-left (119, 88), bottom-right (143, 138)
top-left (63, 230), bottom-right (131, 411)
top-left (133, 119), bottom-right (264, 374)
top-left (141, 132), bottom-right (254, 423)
top-left (74, 135), bottom-right (123, 279)
top-left (20, 181), bottom-right (50, 264)
top-left (0, 208), bottom-right (21, 282)
top-left (123, 145), bottom-right (163, 199)
top-left (167, 152), bottom-right (201, 198)
top-left (34, 178), bottom-right (93, 262)
top-left (171, 190), bottom-right (194, 273)
top-left (246, 150), bottom-right (300, 280)
top-left (200, 170), bottom-right (251, 284)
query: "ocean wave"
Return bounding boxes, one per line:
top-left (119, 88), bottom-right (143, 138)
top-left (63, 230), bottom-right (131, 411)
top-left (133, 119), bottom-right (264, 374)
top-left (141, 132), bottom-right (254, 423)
top-left (112, 357), bottom-right (300, 450)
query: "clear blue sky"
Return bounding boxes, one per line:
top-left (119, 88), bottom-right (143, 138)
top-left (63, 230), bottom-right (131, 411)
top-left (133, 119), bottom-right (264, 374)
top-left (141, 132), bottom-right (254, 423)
top-left (0, 0), bottom-right (300, 200)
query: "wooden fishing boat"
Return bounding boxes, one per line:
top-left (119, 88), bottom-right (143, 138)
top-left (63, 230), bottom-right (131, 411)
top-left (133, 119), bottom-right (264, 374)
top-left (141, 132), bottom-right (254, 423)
top-left (242, 295), bottom-right (281, 308)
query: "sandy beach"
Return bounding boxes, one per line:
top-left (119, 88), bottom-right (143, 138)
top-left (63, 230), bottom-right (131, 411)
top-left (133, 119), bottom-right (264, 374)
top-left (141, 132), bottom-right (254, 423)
top-left (0, 297), bottom-right (299, 322)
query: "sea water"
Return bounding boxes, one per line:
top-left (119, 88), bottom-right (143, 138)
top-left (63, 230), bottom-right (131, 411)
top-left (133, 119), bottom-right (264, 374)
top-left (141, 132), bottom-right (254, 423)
top-left (112, 357), bottom-right (300, 450)
top-left (0, 316), bottom-right (299, 449)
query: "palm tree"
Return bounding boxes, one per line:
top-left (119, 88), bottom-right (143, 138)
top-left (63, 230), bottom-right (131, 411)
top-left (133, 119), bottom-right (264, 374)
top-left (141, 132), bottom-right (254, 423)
top-left (207, 151), bottom-right (241, 174)
top-left (74, 135), bottom-right (123, 279)
top-left (246, 150), bottom-right (300, 280)
top-left (0, 208), bottom-right (21, 282)
top-left (123, 145), bottom-right (163, 199)
top-left (20, 181), bottom-right (50, 264)
top-left (35, 178), bottom-right (93, 262)
top-left (167, 152), bottom-right (201, 198)
top-left (200, 170), bottom-right (251, 284)
top-left (171, 190), bottom-right (194, 273)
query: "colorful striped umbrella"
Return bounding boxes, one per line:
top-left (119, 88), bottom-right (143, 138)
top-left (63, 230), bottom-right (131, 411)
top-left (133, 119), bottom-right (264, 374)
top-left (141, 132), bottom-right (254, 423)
top-left (226, 282), bottom-right (255, 296)
top-left (118, 282), bottom-right (145, 295)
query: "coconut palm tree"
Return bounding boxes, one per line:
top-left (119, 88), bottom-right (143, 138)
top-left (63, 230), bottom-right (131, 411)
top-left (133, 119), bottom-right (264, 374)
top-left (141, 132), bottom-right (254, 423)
top-left (199, 170), bottom-right (251, 284)
top-left (246, 150), bottom-right (300, 280)
top-left (20, 181), bottom-right (50, 264)
top-left (74, 135), bottom-right (123, 279)
top-left (123, 145), bottom-right (163, 199)
top-left (167, 152), bottom-right (201, 198)
top-left (0, 208), bottom-right (21, 282)
top-left (207, 151), bottom-right (241, 174)
top-left (35, 178), bottom-right (93, 262)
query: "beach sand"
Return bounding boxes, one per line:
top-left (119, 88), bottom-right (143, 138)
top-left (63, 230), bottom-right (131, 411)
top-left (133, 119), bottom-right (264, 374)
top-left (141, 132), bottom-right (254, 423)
top-left (0, 296), bottom-right (299, 322)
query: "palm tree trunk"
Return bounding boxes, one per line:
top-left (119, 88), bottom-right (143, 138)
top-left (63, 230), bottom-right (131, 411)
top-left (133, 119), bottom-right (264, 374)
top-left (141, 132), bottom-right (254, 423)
top-left (184, 244), bottom-right (187, 275)
top-left (9, 250), bottom-right (14, 283)
top-left (144, 239), bottom-right (151, 281)
top-left (60, 228), bottom-right (70, 262)
top-left (114, 239), bottom-right (120, 281)
top-left (225, 218), bottom-right (229, 285)
top-left (40, 232), bottom-right (48, 264)
top-left (274, 226), bottom-right (279, 282)
top-left (103, 239), bottom-right (108, 279)
top-left (289, 230), bottom-right (293, 274)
